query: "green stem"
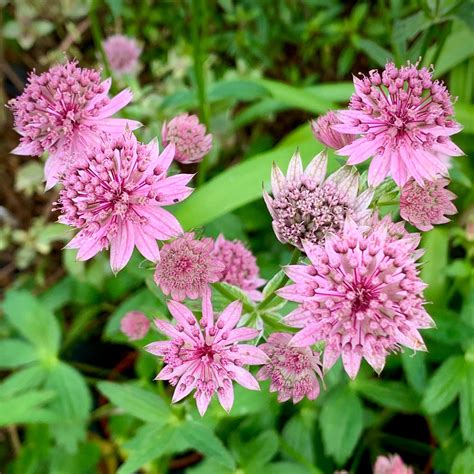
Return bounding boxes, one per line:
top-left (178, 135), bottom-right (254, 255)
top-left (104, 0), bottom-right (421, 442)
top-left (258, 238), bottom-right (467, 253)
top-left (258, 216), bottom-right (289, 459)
top-left (89, 0), bottom-right (112, 78)
top-left (191, 0), bottom-right (210, 184)
top-left (376, 200), bottom-right (399, 207)
top-left (213, 282), bottom-right (255, 314)
top-left (258, 248), bottom-right (301, 310)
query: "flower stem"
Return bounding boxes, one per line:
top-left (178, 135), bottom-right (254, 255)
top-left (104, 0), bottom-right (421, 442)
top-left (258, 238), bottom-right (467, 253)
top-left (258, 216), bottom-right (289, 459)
top-left (89, 0), bottom-right (112, 78)
top-left (376, 200), bottom-right (399, 207)
top-left (258, 248), bottom-right (301, 310)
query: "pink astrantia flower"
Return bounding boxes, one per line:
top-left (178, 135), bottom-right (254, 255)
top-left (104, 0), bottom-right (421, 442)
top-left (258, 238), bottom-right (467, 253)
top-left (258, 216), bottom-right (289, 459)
top-left (374, 454), bottom-right (414, 474)
top-left (57, 131), bottom-right (193, 273)
top-left (145, 297), bottom-right (268, 415)
top-left (334, 61), bottom-right (463, 187)
top-left (212, 234), bottom-right (265, 301)
top-left (154, 233), bottom-right (224, 301)
top-left (162, 113), bottom-right (212, 164)
top-left (400, 178), bottom-right (457, 231)
top-left (256, 332), bottom-right (324, 403)
top-left (103, 34), bottom-right (142, 75)
top-left (263, 150), bottom-right (373, 250)
top-left (8, 60), bottom-right (141, 189)
top-left (278, 216), bottom-right (434, 379)
top-left (120, 311), bottom-right (150, 340)
top-left (311, 111), bottom-right (355, 150)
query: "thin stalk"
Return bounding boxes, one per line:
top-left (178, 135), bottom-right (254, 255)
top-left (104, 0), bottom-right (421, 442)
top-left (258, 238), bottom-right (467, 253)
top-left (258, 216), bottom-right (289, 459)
top-left (89, 0), bottom-right (112, 78)
top-left (258, 248), bottom-right (301, 310)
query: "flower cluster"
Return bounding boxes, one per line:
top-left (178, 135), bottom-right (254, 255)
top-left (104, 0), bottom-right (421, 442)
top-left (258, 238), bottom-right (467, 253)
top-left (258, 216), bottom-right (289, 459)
top-left (104, 34), bottom-right (142, 75)
top-left (374, 454), bottom-right (414, 474)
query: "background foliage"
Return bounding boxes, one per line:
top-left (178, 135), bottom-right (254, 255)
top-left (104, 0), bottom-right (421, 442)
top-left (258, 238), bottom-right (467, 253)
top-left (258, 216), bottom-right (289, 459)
top-left (1, 0), bottom-right (473, 473)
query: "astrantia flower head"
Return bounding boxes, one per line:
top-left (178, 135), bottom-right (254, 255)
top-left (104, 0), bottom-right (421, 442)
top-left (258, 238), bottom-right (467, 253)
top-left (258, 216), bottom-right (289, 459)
top-left (212, 234), bottom-right (265, 301)
top-left (400, 178), bottom-right (457, 231)
top-left (335, 61), bottom-right (463, 187)
top-left (162, 113), bottom-right (212, 164)
top-left (311, 111), bottom-right (355, 149)
top-left (278, 216), bottom-right (434, 379)
top-left (263, 150), bottom-right (373, 250)
top-left (154, 232), bottom-right (224, 301)
top-left (8, 60), bottom-right (141, 189)
top-left (256, 332), bottom-right (323, 403)
top-left (374, 454), bottom-right (414, 474)
top-left (145, 297), bottom-right (268, 415)
top-left (120, 311), bottom-right (150, 340)
top-left (57, 131), bottom-right (192, 273)
top-left (103, 34), bottom-right (142, 75)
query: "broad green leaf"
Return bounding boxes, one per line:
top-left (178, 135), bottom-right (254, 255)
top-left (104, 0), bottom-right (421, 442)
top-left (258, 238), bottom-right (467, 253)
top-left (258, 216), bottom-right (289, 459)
top-left (456, 103), bottom-right (474, 134)
top-left (421, 228), bottom-right (448, 306)
top-left (422, 356), bottom-right (466, 414)
top-left (353, 379), bottom-right (420, 413)
top-left (213, 282), bottom-right (255, 313)
top-left (177, 420), bottom-right (235, 469)
top-left (259, 462), bottom-right (313, 474)
top-left (40, 276), bottom-right (74, 312)
top-left (262, 270), bottom-right (286, 299)
top-left (0, 365), bottom-right (47, 398)
top-left (451, 446), bottom-right (474, 474)
top-left (49, 442), bottom-right (101, 474)
top-left (2, 290), bottom-right (61, 360)
top-left (175, 128), bottom-right (331, 229)
top-left (0, 390), bottom-right (57, 426)
top-left (97, 381), bottom-right (171, 422)
top-left (282, 414), bottom-right (315, 465)
top-left (118, 424), bottom-right (177, 474)
top-left (320, 386), bottom-right (363, 465)
top-left (460, 361), bottom-right (474, 443)
top-left (0, 339), bottom-right (38, 368)
top-left (354, 38), bottom-right (393, 66)
top-left (240, 430), bottom-right (279, 469)
top-left (401, 350), bottom-right (427, 395)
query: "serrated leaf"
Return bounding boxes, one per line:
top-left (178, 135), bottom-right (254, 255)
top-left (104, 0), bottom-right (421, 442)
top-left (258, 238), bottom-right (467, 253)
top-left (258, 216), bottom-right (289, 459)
top-left (422, 356), bottom-right (466, 414)
top-left (353, 379), bottom-right (420, 413)
top-left (97, 381), bottom-right (171, 422)
top-left (0, 365), bottom-right (47, 398)
top-left (0, 339), bottom-right (38, 368)
top-left (320, 386), bottom-right (363, 465)
top-left (0, 390), bottom-right (57, 426)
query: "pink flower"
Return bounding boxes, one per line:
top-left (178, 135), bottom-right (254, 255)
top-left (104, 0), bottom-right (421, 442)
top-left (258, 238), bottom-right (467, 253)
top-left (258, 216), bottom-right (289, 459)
top-left (374, 454), bottom-right (414, 474)
top-left (311, 111), bottom-right (355, 149)
top-left (162, 113), bottom-right (212, 164)
top-left (145, 297), bottom-right (268, 416)
top-left (212, 234), bottom-right (265, 301)
top-left (120, 311), bottom-right (150, 340)
top-left (400, 178), bottom-right (457, 231)
top-left (8, 60), bottom-right (141, 189)
top-left (256, 332), bottom-right (323, 403)
top-left (334, 61), bottom-right (463, 187)
top-left (263, 150), bottom-right (373, 250)
top-left (57, 131), bottom-right (192, 273)
top-left (103, 34), bottom-right (142, 75)
top-left (278, 216), bottom-right (434, 379)
top-left (154, 233), bottom-right (224, 301)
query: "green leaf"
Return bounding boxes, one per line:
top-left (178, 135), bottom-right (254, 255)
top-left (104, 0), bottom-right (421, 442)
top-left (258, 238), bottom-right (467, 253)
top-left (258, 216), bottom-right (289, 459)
top-left (421, 228), bottom-right (449, 306)
top-left (460, 361), bottom-right (474, 443)
top-left (97, 381), bottom-right (171, 423)
top-left (259, 463), bottom-right (313, 474)
top-left (353, 379), bottom-right (420, 413)
top-left (320, 386), bottom-right (363, 465)
top-left (213, 282), bottom-right (255, 313)
top-left (451, 446), bottom-right (474, 474)
top-left (401, 350), bottom-right (427, 395)
top-left (49, 442), bottom-right (101, 474)
top-left (354, 38), bottom-right (393, 66)
top-left (177, 420), bottom-right (235, 469)
top-left (174, 128), bottom-right (331, 229)
top-left (0, 365), bottom-right (47, 398)
top-left (282, 414), bottom-right (315, 465)
top-left (456, 103), bottom-right (474, 134)
top-left (2, 290), bottom-right (61, 360)
top-left (240, 430), bottom-right (279, 469)
top-left (105, 0), bottom-right (123, 18)
top-left (422, 356), bottom-right (466, 414)
top-left (0, 390), bottom-right (57, 426)
top-left (262, 270), bottom-right (286, 299)
top-left (0, 339), bottom-right (38, 369)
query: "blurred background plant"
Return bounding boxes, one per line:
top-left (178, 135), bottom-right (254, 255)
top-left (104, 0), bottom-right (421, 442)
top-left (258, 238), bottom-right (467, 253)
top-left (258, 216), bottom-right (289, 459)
top-left (1, 0), bottom-right (473, 473)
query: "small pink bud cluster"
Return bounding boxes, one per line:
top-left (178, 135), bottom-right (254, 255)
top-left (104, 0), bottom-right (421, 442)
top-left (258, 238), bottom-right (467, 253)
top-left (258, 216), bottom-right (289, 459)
top-left (120, 311), bottom-right (150, 340)
top-left (104, 34), bottom-right (142, 75)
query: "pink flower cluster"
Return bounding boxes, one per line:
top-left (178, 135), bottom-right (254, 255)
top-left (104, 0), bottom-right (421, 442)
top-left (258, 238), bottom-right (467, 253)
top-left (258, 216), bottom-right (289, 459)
top-left (104, 34), bottom-right (142, 76)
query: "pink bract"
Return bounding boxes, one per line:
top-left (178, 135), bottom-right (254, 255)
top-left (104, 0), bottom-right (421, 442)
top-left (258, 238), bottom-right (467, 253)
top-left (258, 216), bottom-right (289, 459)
top-left (120, 311), bottom-right (150, 340)
top-left (278, 216), bottom-right (434, 379)
top-left (145, 297), bottom-right (268, 416)
top-left (8, 60), bottom-right (141, 189)
top-left (212, 234), bottom-right (265, 301)
top-left (154, 232), bottom-right (224, 301)
top-left (311, 111), bottom-right (355, 150)
top-left (400, 178), bottom-right (457, 231)
top-left (162, 113), bottom-right (212, 164)
top-left (263, 150), bottom-right (373, 250)
top-left (374, 454), bottom-right (414, 474)
top-left (256, 332), bottom-right (324, 403)
top-left (104, 34), bottom-right (142, 75)
top-left (335, 61), bottom-right (463, 187)
top-left (57, 131), bottom-right (192, 273)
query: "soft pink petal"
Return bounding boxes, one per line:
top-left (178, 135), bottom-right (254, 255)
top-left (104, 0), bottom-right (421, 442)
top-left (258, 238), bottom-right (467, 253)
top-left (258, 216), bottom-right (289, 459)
top-left (110, 220), bottom-right (135, 273)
